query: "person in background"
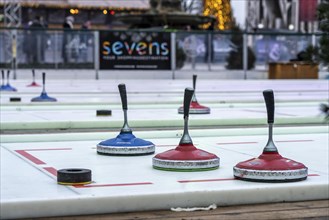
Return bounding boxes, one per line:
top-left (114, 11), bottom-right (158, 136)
top-left (63, 15), bottom-right (74, 29)
top-left (79, 20), bottom-right (92, 62)
top-left (81, 20), bottom-right (91, 30)
top-left (204, 20), bottom-right (215, 63)
top-left (62, 16), bottom-right (74, 64)
top-left (23, 21), bottom-right (31, 64)
top-left (80, 20), bottom-right (91, 45)
top-left (28, 15), bottom-right (47, 64)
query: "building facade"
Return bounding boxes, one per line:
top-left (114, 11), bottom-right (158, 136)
top-left (246, 0), bottom-right (321, 32)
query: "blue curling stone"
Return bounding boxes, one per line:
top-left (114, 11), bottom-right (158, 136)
top-left (97, 132), bottom-right (155, 156)
top-left (31, 92), bottom-right (57, 102)
top-left (1, 84), bottom-right (17, 92)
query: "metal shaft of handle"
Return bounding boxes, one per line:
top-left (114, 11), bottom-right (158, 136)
top-left (32, 69), bottom-right (35, 81)
top-left (180, 116), bottom-right (193, 144)
top-left (121, 109), bottom-right (132, 133)
top-left (264, 123), bottom-right (278, 152)
top-left (6, 70), bottom-right (10, 84)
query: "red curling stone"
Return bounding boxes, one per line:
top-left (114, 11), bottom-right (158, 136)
top-left (178, 101), bottom-right (210, 114)
top-left (233, 89), bottom-right (308, 182)
top-left (153, 143), bottom-right (219, 171)
top-left (233, 151), bottom-right (308, 182)
top-left (154, 87), bottom-right (219, 171)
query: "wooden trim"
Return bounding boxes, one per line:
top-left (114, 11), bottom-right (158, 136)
top-left (37, 200), bottom-right (329, 220)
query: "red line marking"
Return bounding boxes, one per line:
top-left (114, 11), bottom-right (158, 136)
top-left (217, 140), bottom-right (313, 145)
top-left (74, 182), bottom-right (153, 188)
top-left (308, 174), bottom-right (320, 177)
top-left (178, 178), bottom-right (235, 183)
top-left (23, 148), bottom-right (72, 151)
top-left (15, 150), bottom-right (46, 165)
top-left (15, 148), bottom-right (72, 165)
top-left (243, 109), bottom-right (266, 114)
top-left (217, 142), bottom-right (258, 145)
top-left (243, 109), bottom-right (297, 117)
top-left (43, 167), bottom-right (58, 176)
top-left (276, 140), bottom-right (314, 143)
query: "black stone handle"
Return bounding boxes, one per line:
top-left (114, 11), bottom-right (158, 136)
top-left (32, 69), bottom-right (35, 78)
top-left (263, 89), bottom-right (275, 124)
top-left (118, 83), bottom-right (128, 110)
top-left (193, 74), bottom-right (197, 90)
top-left (6, 70), bottom-right (10, 83)
top-left (184, 87), bottom-right (194, 118)
top-left (42, 72), bottom-right (46, 85)
top-left (1, 70), bottom-right (4, 81)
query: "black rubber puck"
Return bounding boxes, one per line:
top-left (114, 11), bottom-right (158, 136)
top-left (96, 110), bottom-right (112, 116)
top-left (57, 168), bottom-right (92, 185)
top-left (10, 97), bottom-right (21, 102)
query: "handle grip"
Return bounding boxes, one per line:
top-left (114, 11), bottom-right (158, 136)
top-left (1, 70), bottom-right (4, 81)
top-left (7, 70), bottom-right (10, 79)
top-left (42, 72), bottom-right (46, 85)
top-left (32, 69), bottom-right (35, 78)
top-left (192, 75), bottom-right (197, 90)
top-left (183, 87), bottom-right (194, 118)
top-left (118, 84), bottom-right (128, 110)
top-left (263, 89), bottom-right (275, 124)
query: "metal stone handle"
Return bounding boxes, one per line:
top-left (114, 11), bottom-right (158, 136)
top-left (263, 89), bottom-right (278, 152)
top-left (1, 70), bottom-right (4, 82)
top-left (184, 87), bottom-right (194, 119)
top-left (118, 83), bottom-right (128, 110)
top-left (6, 70), bottom-right (10, 82)
top-left (42, 72), bottom-right (46, 93)
top-left (42, 72), bottom-right (46, 85)
top-left (193, 74), bottom-right (197, 90)
top-left (263, 89), bottom-right (275, 124)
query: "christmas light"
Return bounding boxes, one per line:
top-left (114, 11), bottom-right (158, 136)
top-left (69, 8), bottom-right (79, 14)
top-left (203, 0), bottom-right (233, 30)
top-left (8, 2), bottom-right (147, 12)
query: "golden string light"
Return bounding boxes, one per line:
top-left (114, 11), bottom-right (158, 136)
top-left (5, 2), bottom-right (147, 12)
top-left (70, 8), bottom-right (79, 14)
top-left (203, 0), bottom-right (233, 30)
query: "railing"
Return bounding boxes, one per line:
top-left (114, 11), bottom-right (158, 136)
top-left (0, 28), bottom-right (325, 79)
top-left (0, 28), bottom-right (95, 69)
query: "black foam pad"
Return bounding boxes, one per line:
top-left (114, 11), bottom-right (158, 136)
top-left (96, 110), bottom-right (112, 116)
top-left (57, 168), bottom-right (92, 185)
top-left (10, 97), bottom-right (21, 102)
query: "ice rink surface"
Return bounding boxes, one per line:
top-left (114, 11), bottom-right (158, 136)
top-left (1, 126), bottom-right (328, 219)
top-left (1, 79), bottom-right (328, 131)
top-left (1, 77), bottom-right (328, 219)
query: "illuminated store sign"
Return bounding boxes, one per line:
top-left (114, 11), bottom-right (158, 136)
top-left (99, 31), bottom-right (171, 70)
